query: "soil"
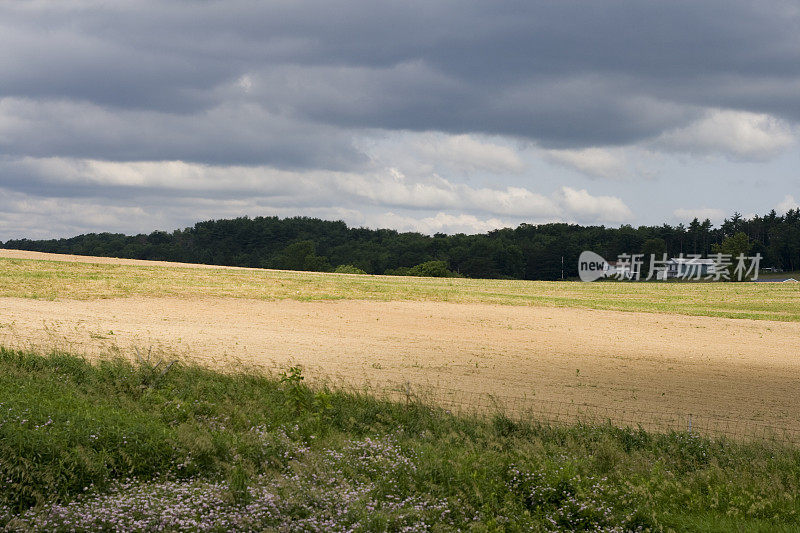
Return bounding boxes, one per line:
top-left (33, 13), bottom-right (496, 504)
top-left (2, 291), bottom-right (799, 435)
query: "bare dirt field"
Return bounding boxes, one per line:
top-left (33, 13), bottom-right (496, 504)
top-left (1, 249), bottom-right (799, 438)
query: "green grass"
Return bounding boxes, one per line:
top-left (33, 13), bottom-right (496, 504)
top-left (2, 255), bottom-right (800, 321)
top-left (1, 348), bottom-right (799, 531)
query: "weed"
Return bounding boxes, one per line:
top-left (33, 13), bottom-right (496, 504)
top-left (134, 346), bottom-right (177, 390)
top-left (1, 348), bottom-right (799, 530)
top-left (279, 365), bottom-right (309, 414)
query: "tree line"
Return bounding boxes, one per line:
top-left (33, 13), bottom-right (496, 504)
top-left (4, 209), bottom-right (800, 279)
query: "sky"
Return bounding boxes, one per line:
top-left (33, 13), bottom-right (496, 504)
top-left (1, 0), bottom-right (800, 240)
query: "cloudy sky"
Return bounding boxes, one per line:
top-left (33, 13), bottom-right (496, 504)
top-left (1, 0), bottom-right (800, 239)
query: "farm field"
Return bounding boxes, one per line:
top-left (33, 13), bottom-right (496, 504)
top-left (2, 249), bottom-right (800, 321)
top-left (1, 249), bottom-right (799, 438)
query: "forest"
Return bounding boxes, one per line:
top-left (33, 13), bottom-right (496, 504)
top-left (4, 210), bottom-right (800, 279)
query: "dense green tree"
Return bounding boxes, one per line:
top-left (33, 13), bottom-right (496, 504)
top-left (409, 260), bottom-right (453, 277)
top-left (641, 238), bottom-right (667, 278)
top-left (4, 209), bottom-right (799, 280)
top-left (272, 240), bottom-right (331, 271)
top-left (712, 232), bottom-right (753, 280)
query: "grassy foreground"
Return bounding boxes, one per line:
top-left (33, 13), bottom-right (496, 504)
top-left (1, 349), bottom-right (799, 531)
top-left (2, 254), bottom-right (800, 321)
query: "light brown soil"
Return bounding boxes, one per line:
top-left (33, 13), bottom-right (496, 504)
top-left (2, 295), bottom-right (799, 435)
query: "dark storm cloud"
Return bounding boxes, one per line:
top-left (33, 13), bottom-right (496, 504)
top-left (1, 0), bottom-right (799, 165)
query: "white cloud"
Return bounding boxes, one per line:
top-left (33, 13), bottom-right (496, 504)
top-left (464, 186), bottom-right (560, 218)
top-left (655, 109), bottom-right (795, 160)
top-left (672, 207), bottom-right (726, 224)
top-left (337, 167), bottom-right (561, 217)
top-left (776, 194), bottom-right (800, 213)
top-left (558, 186), bottom-right (634, 224)
top-left (358, 131), bottom-right (526, 178)
top-left (9, 157), bottom-right (564, 219)
top-left (409, 134), bottom-right (526, 175)
top-left (335, 169), bottom-right (460, 210)
top-left (237, 74), bottom-right (253, 93)
top-left (543, 147), bottom-right (627, 179)
top-left (371, 212), bottom-right (515, 234)
top-left (0, 189), bottom-right (153, 239)
top-left (0, 156), bottom-right (637, 239)
top-left (13, 157), bottom-right (321, 194)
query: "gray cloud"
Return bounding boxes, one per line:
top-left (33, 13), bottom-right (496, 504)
top-left (0, 98), bottom-right (364, 168)
top-left (2, 0), bottom-right (799, 164)
top-left (1, 1), bottom-right (799, 238)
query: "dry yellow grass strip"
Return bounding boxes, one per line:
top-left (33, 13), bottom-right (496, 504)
top-left (2, 249), bottom-right (799, 321)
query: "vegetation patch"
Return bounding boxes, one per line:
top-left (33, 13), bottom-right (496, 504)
top-left (1, 348), bottom-right (799, 531)
top-left (334, 264), bottom-right (368, 275)
top-left (4, 211), bottom-right (799, 278)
